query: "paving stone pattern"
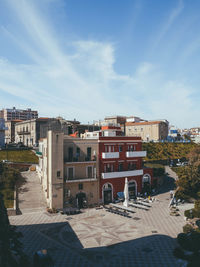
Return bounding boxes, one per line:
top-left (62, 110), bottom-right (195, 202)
top-left (9, 169), bottom-right (188, 266)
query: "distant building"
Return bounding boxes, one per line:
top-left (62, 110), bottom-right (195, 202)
top-left (104, 115), bottom-right (127, 125)
top-left (190, 133), bottom-right (200, 143)
top-left (125, 120), bottom-right (169, 142)
top-left (5, 120), bottom-right (22, 144)
top-left (0, 107), bottom-right (38, 121)
top-left (15, 118), bottom-right (68, 147)
top-left (0, 118), bottom-right (6, 148)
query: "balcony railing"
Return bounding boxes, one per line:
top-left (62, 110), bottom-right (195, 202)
top-left (102, 152), bottom-right (119, 159)
top-left (126, 151), bottom-right (146, 158)
top-left (65, 177), bottom-right (97, 183)
top-left (64, 156), bottom-right (96, 163)
top-left (101, 169), bottom-right (143, 179)
top-left (17, 130), bottom-right (30, 135)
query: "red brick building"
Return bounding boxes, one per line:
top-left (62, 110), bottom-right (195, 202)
top-left (96, 128), bottom-right (153, 204)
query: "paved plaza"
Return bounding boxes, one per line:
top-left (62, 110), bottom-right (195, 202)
top-left (9, 169), bottom-right (188, 266)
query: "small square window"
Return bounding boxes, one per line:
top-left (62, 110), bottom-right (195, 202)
top-left (57, 171), bottom-right (61, 178)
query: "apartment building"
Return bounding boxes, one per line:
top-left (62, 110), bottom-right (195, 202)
top-left (15, 118), bottom-right (67, 147)
top-left (5, 120), bottom-right (22, 144)
top-left (0, 107), bottom-right (38, 121)
top-left (0, 119), bottom-right (6, 148)
top-left (37, 127), bottom-right (153, 209)
top-left (125, 120), bottom-right (169, 142)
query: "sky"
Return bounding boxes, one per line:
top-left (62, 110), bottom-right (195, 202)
top-left (0, 0), bottom-right (200, 128)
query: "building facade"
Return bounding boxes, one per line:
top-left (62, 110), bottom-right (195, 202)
top-left (0, 107), bottom-right (38, 121)
top-left (38, 127), bottom-right (153, 210)
top-left (0, 119), bottom-right (6, 148)
top-left (125, 120), bottom-right (169, 142)
top-left (5, 120), bottom-right (22, 144)
top-left (15, 118), bottom-right (70, 147)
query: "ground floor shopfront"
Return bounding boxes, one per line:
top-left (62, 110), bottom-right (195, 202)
top-left (100, 168), bottom-right (154, 204)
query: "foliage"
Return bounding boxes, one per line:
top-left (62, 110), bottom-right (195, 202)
top-left (187, 147), bottom-right (200, 166)
top-left (142, 142), bottom-right (198, 161)
top-left (174, 165), bottom-right (200, 200)
top-left (0, 194), bottom-right (29, 266)
top-left (0, 150), bottom-right (38, 163)
top-left (177, 231), bottom-right (200, 252)
top-left (184, 200), bottom-right (200, 220)
top-left (0, 163), bottom-right (26, 208)
top-left (183, 224), bottom-right (194, 233)
top-left (144, 163), bottom-right (165, 177)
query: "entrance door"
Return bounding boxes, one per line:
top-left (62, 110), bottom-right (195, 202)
top-left (103, 183), bottom-right (112, 204)
top-left (128, 181), bottom-right (137, 199)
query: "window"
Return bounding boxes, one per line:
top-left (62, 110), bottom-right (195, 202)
top-left (118, 163), bottom-right (123, 172)
top-left (79, 183), bottom-right (83, 190)
top-left (76, 147), bottom-right (80, 156)
top-left (68, 147), bottom-right (73, 162)
top-left (68, 167), bottom-right (74, 179)
top-left (119, 145), bottom-right (123, 152)
top-left (87, 147), bottom-right (91, 161)
top-left (57, 171), bottom-right (61, 178)
top-left (128, 145), bottom-right (136, 151)
top-left (128, 162), bottom-right (137, 170)
top-left (76, 147), bottom-right (80, 160)
top-left (87, 166), bottom-right (93, 178)
top-left (105, 146), bottom-right (108, 152)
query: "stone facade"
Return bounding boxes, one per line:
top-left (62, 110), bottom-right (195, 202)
top-left (125, 120), bottom-right (169, 141)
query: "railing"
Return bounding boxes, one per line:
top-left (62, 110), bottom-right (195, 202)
top-left (64, 156), bottom-right (96, 163)
top-left (17, 131), bottom-right (30, 135)
top-left (65, 177), bottom-right (97, 182)
top-left (102, 152), bottom-right (119, 159)
top-left (101, 169), bottom-right (143, 179)
top-left (126, 151), bottom-right (146, 158)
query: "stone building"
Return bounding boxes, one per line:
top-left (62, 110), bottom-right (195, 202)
top-left (125, 120), bottom-right (169, 142)
top-left (5, 120), bottom-right (22, 144)
top-left (15, 118), bottom-right (66, 147)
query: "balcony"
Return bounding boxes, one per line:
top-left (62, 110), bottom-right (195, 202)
top-left (17, 130), bottom-right (30, 135)
top-left (64, 156), bottom-right (96, 163)
top-left (102, 152), bottom-right (119, 159)
top-left (65, 177), bottom-right (97, 183)
top-left (126, 151), bottom-right (146, 158)
top-left (101, 169), bottom-right (143, 179)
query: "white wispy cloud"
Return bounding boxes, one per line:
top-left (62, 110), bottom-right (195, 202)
top-left (151, 0), bottom-right (184, 51)
top-left (0, 0), bottom-right (197, 127)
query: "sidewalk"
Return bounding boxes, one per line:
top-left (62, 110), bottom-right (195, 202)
top-left (18, 170), bottom-right (47, 214)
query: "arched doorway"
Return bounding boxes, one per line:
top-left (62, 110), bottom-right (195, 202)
top-left (102, 183), bottom-right (113, 204)
top-left (142, 174), bottom-right (151, 194)
top-left (128, 180), bottom-right (137, 199)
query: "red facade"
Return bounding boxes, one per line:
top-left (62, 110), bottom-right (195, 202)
top-left (98, 136), bottom-right (153, 203)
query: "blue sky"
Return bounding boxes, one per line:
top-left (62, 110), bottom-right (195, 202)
top-left (0, 0), bottom-right (200, 128)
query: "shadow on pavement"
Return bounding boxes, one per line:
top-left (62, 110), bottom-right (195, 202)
top-left (15, 221), bottom-right (180, 267)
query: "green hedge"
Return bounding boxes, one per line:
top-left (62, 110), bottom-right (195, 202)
top-left (0, 150), bottom-right (38, 163)
top-left (142, 142), bottom-right (198, 161)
